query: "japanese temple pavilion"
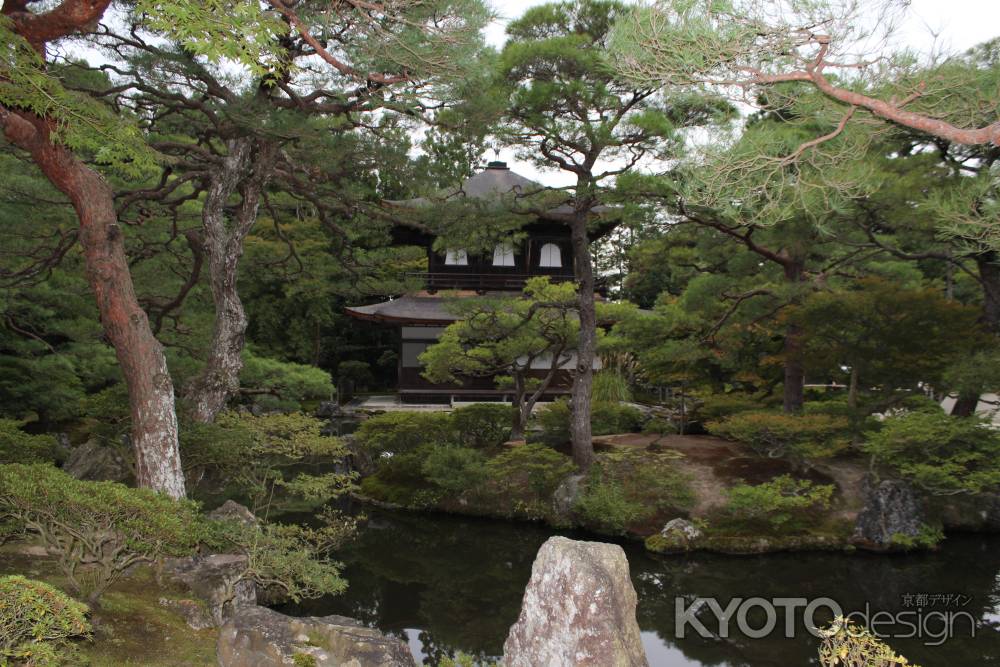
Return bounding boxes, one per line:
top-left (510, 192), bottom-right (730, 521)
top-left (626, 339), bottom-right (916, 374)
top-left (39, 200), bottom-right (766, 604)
top-left (345, 161), bottom-right (611, 403)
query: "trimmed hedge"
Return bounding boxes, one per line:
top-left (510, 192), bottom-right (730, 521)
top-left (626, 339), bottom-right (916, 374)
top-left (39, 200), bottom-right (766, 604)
top-left (0, 464), bottom-right (202, 603)
top-left (708, 411), bottom-right (849, 460)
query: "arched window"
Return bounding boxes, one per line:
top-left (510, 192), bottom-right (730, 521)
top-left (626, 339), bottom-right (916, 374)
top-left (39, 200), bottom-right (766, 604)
top-left (493, 241), bottom-right (516, 267)
top-left (444, 249), bottom-right (468, 266)
top-left (539, 242), bottom-right (562, 268)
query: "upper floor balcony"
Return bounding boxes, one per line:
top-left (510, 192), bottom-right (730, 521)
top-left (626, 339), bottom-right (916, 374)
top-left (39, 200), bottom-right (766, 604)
top-left (408, 271), bottom-right (576, 293)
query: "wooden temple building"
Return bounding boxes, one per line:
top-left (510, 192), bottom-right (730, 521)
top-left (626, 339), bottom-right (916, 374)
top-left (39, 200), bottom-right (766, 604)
top-left (345, 161), bottom-right (609, 403)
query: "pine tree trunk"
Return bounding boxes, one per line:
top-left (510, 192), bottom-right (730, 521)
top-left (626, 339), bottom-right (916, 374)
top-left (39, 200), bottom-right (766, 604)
top-left (782, 260), bottom-right (806, 413)
top-left (951, 253), bottom-right (1000, 417)
top-left (1, 110), bottom-right (185, 497)
top-left (569, 214), bottom-right (595, 470)
top-left (951, 394), bottom-right (979, 417)
top-left (186, 138), bottom-right (277, 423)
top-left (511, 375), bottom-right (526, 441)
top-left (847, 366), bottom-right (859, 409)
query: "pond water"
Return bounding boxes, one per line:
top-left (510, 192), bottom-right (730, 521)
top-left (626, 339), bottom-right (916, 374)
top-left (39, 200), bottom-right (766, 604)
top-left (278, 509), bottom-right (1000, 666)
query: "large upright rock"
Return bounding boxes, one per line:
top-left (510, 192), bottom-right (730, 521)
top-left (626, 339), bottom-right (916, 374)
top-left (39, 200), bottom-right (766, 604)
top-left (551, 473), bottom-right (585, 525)
top-left (62, 439), bottom-right (133, 484)
top-left (853, 478), bottom-right (924, 550)
top-left (217, 605), bottom-right (415, 667)
top-left (207, 500), bottom-right (259, 527)
top-left (502, 536), bottom-right (648, 667)
top-left (162, 554), bottom-right (256, 626)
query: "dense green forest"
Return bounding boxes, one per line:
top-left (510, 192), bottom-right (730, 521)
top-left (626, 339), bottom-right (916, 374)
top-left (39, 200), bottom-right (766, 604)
top-left (2, 0), bottom-right (1000, 665)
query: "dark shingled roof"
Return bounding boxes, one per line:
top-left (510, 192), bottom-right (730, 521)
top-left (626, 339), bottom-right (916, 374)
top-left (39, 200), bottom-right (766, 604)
top-left (344, 295), bottom-right (453, 324)
top-left (388, 161), bottom-right (610, 221)
top-left (344, 290), bottom-right (634, 326)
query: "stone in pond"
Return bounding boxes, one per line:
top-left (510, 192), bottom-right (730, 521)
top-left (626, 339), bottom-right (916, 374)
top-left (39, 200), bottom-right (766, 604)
top-left (217, 605), bottom-right (415, 667)
top-left (502, 536), bottom-right (648, 667)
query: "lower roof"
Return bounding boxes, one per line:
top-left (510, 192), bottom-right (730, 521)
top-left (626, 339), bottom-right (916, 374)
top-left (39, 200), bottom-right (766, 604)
top-left (344, 291), bottom-right (474, 325)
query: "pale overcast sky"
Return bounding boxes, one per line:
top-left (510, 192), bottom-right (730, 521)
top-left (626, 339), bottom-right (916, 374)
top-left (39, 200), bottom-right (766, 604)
top-left (484, 0), bottom-right (1000, 187)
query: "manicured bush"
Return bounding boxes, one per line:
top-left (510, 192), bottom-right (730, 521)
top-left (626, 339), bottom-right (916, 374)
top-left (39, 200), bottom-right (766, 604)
top-left (707, 411), bottom-right (850, 460)
top-left (694, 393), bottom-right (763, 423)
top-left (724, 475), bottom-right (834, 531)
top-left (336, 360), bottom-right (374, 390)
top-left (421, 445), bottom-right (489, 494)
top-left (535, 398), bottom-right (571, 445)
top-left (535, 398), bottom-right (643, 444)
top-left (642, 417), bottom-right (675, 436)
top-left (239, 351), bottom-right (334, 412)
top-left (573, 481), bottom-right (645, 534)
top-left (0, 419), bottom-right (57, 464)
top-left (181, 412), bottom-right (355, 510)
top-left (863, 411), bottom-right (1000, 494)
top-left (485, 444), bottom-right (575, 498)
top-left (591, 402), bottom-right (644, 435)
top-left (207, 511), bottom-right (352, 605)
top-left (354, 411), bottom-right (454, 455)
top-left (450, 403), bottom-right (512, 449)
top-left (0, 464), bottom-right (203, 604)
top-left (0, 575), bottom-right (91, 667)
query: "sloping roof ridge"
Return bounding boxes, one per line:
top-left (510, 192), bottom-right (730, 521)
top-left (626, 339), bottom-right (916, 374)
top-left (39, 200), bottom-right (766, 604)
top-left (389, 165), bottom-right (549, 207)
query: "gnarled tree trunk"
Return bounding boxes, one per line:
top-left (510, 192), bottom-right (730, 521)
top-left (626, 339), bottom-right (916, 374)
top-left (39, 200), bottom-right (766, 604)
top-left (782, 260), bottom-right (806, 413)
top-left (1, 110), bottom-right (185, 497)
top-left (186, 137), bottom-right (278, 423)
top-left (952, 252), bottom-right (1000, 417)
top-left (569, 213), bottom-right (596, 470)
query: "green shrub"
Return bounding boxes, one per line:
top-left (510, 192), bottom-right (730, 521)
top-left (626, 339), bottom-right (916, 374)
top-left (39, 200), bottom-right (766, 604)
top-left (421, 446), bottom-right (489, 494)
top-left (485, 444), bottom-right (575, 498)
top-left (592, 402), bottom-right (643, 435)
top-left (642, 417), bottom-right (675, 436)
top-left (694, 393), bottom-right (763, 423)
top-left (181, 412), bottom-right (355, 511)
top-left (336, 360), bottom-right (374, 389)
top-left (438, 653), bottom-right (496, 667)
top-left (591, 370), bottom-right (633, 403)
top-left (708, 411), bottom-right (850, 460)
top-left (863, 411), bottom-right (1000, 494)
top-left (535, 398), bottom-right (643, 443)
top-left (240, 351), bottom-right (334, 412)
top-left (0, 575), bottom-right (91, 667)
top-left (535, 398), bottom-right (571, 445)
top-left (0, 464), bottom-right (202, 604)
top-left (889, 524), bottom-right (945, 551)
top-left (724, 475), bottom-right (834, 531)
top-left (575, 449), bottom-right (693, 533)
top-left (77, 384), bottom-right (131, 446)
top-left (818, 617), bottom-right (920, 667)
top-left (354, 411), bottom-right (454, 455)
top-left (0, 419), bottom-right (57, 464)
top-left (574, 481), bottom-right (646, 534)
top-left (207, 511), bottom-right (352, 605)
top-left (450, 403), bottom-right (512, 449)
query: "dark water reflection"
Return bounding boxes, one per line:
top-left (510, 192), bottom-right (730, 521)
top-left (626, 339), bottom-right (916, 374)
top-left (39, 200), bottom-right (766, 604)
top-left (278, 509), bottom-right (1000, 666)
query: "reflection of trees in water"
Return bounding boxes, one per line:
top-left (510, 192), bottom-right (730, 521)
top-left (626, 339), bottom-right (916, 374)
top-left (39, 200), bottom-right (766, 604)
top-left (630, 538), bottom-right (1000, 666)
top-left (281, 510), bottom-right (1000, 666)
top-left (280, 510), bottom-right (560, 659)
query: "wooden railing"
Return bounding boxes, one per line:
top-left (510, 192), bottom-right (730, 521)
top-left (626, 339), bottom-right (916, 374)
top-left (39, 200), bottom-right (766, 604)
top-left (408, 271), bottom-right (576, 292)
